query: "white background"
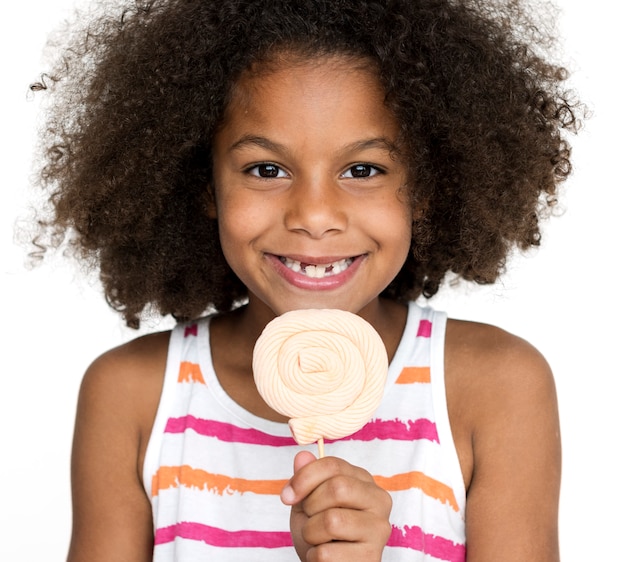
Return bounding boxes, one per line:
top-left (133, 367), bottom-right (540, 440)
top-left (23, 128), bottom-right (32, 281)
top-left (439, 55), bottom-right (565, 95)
top-left (1, 1), bottom-right (624, 560)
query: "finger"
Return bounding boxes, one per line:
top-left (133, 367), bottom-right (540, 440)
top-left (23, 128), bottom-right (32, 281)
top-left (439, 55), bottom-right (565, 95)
top-left (293, 450), bottom-right (316, 472)
top-left (301, 474), bottom-right (392, 518)
top-left (280, 450), bottom-right (317, 505)
top-left (304, 524), bottom-right (390, 562)
top-left (301, 506), bottom-right (392, 546)
top-left (284, 455), bottom-right (373, 505)
top-left (308, 541), bottom-right (387, 562)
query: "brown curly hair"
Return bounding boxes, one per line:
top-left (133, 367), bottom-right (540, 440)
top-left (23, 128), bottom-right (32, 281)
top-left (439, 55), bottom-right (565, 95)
top-left (31, 0), bottom-right (581, 328)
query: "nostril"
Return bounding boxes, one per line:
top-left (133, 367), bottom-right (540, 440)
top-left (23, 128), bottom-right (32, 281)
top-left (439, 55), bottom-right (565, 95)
top-left (283, 190), bottom-right (348, 238)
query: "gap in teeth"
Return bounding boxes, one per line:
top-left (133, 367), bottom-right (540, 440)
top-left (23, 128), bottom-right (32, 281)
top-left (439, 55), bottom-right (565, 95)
top-left (282, 257), bottom-right (352, 278)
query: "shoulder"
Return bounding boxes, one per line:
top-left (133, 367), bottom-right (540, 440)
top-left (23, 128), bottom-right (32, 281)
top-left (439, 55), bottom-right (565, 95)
top-left (73, 330), bottom-right (173, 486)
top-left (68, 330), bottom-right (172, 561)
top-left (444, 317), bottom-right (554, 389)
top-left (444, 318), bottom-right (558, 445)
top-left (83, 329), bottom-right (172, 387)
top-left (77, 330), bottom-right (172, 464)
top-left (444, 318), bottom-right (556, 421)
top-left (76, 332), bottom-right (170, 472)
top-left (444, 319), bottom-right (561, 560)
top-left (80, 330), bottom-right (171, 406)
top-left (445, 317), bottom-right (550, 369)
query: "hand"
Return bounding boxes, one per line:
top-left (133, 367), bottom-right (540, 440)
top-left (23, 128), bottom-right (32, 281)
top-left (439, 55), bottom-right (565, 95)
top-left (281, 451), bottom-right (392, 561)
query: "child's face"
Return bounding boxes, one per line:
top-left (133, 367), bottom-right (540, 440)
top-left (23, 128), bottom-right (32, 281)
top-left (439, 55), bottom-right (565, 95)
top-left (211, 55), bottom-right (413, 319)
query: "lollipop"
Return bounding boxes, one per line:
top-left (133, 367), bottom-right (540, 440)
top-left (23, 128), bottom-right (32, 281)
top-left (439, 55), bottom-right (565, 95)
top-left (252, 309), bottom-right (388, 457)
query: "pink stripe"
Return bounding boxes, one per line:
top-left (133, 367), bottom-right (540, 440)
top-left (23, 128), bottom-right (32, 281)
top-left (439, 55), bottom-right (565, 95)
top-left (155, 521), bottom-right (292, 548)
top-left (166, 416), bottom-right (438, 445)
top-left (330, 418), bottom-right (439, 444)
top-left (165, 416), bottom-right (294, 446)
top-left (388, 525), bottom-right (466, 561)
top-left (155, 522), bottom-right (464, 557)
top-left (417, 320), bottom-right (432, 338)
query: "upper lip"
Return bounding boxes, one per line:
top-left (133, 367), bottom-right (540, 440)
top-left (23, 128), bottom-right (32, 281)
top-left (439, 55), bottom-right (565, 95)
top-left (272, 253), bottom-right (360, 265)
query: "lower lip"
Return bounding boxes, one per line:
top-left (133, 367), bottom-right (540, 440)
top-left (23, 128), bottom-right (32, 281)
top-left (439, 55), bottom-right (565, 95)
top-left (267, 254), bottom-right (365, 291)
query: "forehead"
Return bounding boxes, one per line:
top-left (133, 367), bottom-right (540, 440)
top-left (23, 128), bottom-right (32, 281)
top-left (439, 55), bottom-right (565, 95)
top-left (217, 55), bottom-right (399, 145)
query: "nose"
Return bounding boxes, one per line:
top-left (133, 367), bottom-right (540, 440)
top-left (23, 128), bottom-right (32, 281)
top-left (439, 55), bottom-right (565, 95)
top-left (283, 176), bottom-right (348, 239)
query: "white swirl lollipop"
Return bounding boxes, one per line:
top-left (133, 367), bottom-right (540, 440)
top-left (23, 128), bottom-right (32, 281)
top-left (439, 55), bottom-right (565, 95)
top-left (252, 309), bottom-right (388, 456)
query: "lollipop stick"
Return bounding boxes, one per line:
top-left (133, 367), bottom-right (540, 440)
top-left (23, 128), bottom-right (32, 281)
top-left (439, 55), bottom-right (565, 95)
top-left (317, 437), bottom-right (325, 458)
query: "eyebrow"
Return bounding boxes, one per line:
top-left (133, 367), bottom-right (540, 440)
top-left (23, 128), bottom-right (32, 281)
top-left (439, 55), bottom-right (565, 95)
top-left (229, 135), bottom-right (285, 153)
top-left (229, 135), bottom-right (399, 155)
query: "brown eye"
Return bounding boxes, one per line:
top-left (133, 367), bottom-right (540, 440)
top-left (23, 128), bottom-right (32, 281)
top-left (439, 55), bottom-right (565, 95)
top-left (248, 163), bottom-right (287, 178)
top-left (342, 164), bottom-right (382, 178)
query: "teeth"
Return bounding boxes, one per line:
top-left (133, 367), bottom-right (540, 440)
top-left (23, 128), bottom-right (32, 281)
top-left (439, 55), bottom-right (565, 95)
top-left (282, 257), bottom-right (353, 278)
top-left (305, 265), bottom-right (325, 278)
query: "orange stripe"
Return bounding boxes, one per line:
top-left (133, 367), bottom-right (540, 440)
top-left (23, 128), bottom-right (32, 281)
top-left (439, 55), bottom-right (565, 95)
top-left (374, 471), bottom-right (459, 512)
top-left (152, 465), bottom-right (288, 497)
top-left (178, 361), bottom-right (205, 384)
top-left (395, 366), bottom-right (431, 384)
top-left (152, 465), bottom-right (459, 512)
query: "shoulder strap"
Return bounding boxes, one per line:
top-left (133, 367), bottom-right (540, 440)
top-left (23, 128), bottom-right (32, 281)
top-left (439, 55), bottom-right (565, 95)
top-left (141, 322), bottom-right (188, 495)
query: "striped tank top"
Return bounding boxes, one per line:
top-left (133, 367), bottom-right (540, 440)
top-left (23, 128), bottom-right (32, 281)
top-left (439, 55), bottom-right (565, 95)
top-left (143, 301), bottom-right (466, 561)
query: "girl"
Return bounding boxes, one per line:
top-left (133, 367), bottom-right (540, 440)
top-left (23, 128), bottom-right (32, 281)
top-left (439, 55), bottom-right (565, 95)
top-left (31, 0), bottom-right (580, 560)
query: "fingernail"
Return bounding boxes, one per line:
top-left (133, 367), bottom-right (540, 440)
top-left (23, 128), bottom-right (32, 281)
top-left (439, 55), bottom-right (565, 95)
top-left (280, 485), bottom-right (296, 504)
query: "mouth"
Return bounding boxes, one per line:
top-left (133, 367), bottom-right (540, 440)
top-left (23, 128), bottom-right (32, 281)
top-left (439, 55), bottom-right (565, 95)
top-left (279, 257), bottom-right (355, 279)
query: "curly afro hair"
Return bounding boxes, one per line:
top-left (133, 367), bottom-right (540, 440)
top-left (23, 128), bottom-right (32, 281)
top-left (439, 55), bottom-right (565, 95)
top-left (31, 0), bottom-right (581, 327)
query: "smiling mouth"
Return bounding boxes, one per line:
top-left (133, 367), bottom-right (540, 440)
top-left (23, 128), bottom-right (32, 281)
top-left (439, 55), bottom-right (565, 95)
top-left (279, 257), bottom-right (354, 279)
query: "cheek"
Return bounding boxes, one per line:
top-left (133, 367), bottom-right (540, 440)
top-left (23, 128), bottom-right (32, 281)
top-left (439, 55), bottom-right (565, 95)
top-left (386, 198), bottom-right (414, 264)
top-left (214, 190), bottom-right (270, 255)
top-left (216, 207), bottom-right (252, 250)
top-left (377, 191), bottom-right (414, 238)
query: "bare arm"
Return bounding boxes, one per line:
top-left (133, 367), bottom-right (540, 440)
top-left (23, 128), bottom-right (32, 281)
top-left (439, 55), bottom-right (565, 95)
top-left (447, 321), bottom-right (561, 562)
top-left (67, 333), bottom-right (169, 562)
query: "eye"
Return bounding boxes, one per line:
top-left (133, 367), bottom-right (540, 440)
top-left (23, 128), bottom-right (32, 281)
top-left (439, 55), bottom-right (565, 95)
top-left (247, 163), bottom-right (288, 178)
top-left (341, 164), bottom-right (383, 179)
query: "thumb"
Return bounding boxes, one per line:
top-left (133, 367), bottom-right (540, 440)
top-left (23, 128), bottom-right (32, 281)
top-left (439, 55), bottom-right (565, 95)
top-left (281, 450), bottom-right (316, 505)
top-left (293, 449), bottom-right (317, 473)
